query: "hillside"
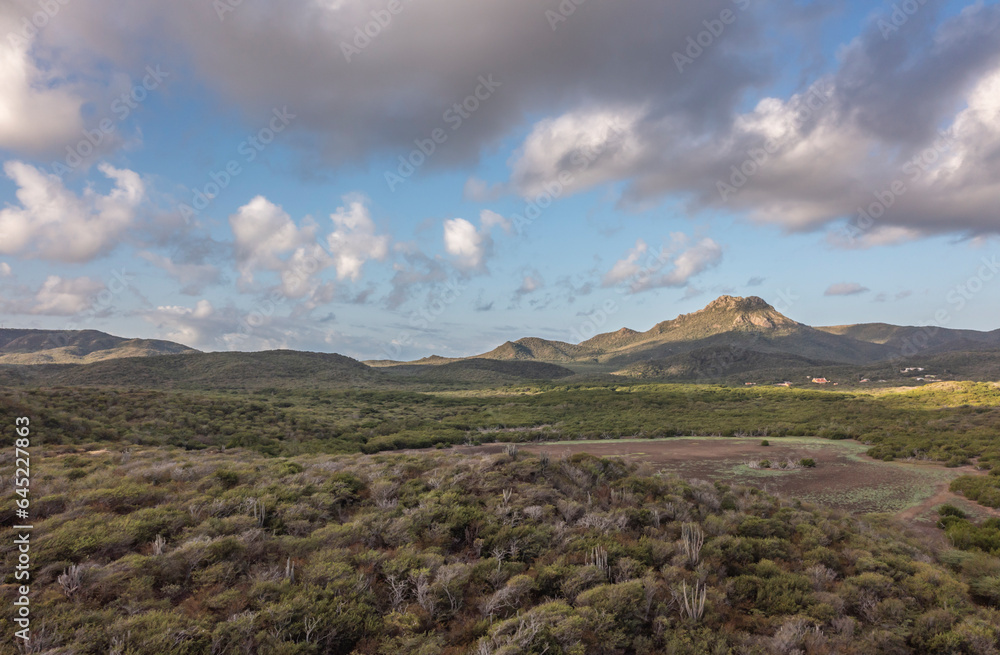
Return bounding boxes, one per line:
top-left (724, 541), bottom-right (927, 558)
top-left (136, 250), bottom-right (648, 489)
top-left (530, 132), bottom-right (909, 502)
top-left (612, 346), bottom-right (830, 380)
top-left (1, 350), bottom-right (384, 389)
top-left (0, 328), bottom-right (197, 365)
top-left (381, 358), bottom-right (576, 384)
top-left (817, 323), bottom-right (1000, 354)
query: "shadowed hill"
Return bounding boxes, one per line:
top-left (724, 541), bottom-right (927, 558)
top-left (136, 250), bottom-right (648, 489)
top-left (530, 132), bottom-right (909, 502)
top-left (1, 350), bottom-right (383, 389)
top-left (380, 358), bottom-right (576, 384)
top-left (612, 346), bottom-right (830, 380)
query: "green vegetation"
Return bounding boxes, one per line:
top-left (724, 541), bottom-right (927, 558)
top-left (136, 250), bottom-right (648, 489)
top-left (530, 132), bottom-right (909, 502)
top-left (937, 506), bottom-right (1000, 606)
top-left (951, 473), bottom-right (1000, 509)
top-left (3, 447), bottom-right (1000, 653)
top-left (3, 381), bottom-right (999, 470)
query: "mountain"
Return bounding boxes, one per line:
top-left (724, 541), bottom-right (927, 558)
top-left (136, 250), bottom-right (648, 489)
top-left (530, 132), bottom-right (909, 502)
top-left (0, 329), bottom-right (197, 365)
top-left (3, 296), bottom-right (998, 386)
top-left (457, 296), bottom-right (888, 369)
top-left (396, 295), bottom-right (1000, 378)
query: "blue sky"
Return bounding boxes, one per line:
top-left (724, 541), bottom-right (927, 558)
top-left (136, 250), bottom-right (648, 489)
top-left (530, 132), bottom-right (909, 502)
top-left (1, 0), bottom-right (999, 360)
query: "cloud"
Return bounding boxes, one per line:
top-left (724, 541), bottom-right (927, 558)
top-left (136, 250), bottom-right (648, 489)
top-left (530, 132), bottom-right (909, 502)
top-left (825, 282), bottom-right (869, 297)
top-left (142, 299), bottom-right (222, 348)
top-left (603, 239), bottom-right (650, 287)
top-left (32, 0), bottom-right (768, 169)
top-left (473, 290), bottom-right (495, 312)
top-left (604, 235), bottom-right (723, 294)
top-left (0, 11), bottom-right (85, 155)
top-left (443, 210), bottom-right (510, 272)
top-left (0, 263), bottom-right (11, 277)
top-left (509, 107), bottom-right (643, 198)
top-left (327, 195), bottom-right (390, 281)
top-left (138, 251), bottom-right (222, 295)
top-left (385, 242), bottom-right (449, 310)
top-left (517, 275), bottom-right (541, 296)
top-left (29, 275), bottom-right (105, 316)
top-left (463, 177), bottom-right (504, 203)
top-left (500, 4), bottom-right (1000, 240)
top-left (746, 276), bottom-right (765, 287)
top-left (229, 195), bottom-right (333, 300)
top-left (229, 194), bottom-right (390, 300)
top-left (0, 161), bottom-right (144, 263)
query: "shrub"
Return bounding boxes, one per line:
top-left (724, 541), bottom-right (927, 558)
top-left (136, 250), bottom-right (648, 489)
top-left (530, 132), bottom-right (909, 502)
top-left (799, 458), bottom-right (816, 468)
top-left (761, 439), bottom-right (770, 447)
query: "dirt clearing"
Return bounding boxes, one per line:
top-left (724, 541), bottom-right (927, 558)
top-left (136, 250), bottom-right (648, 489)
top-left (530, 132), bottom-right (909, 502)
top-left (462, 437), bottom-right (963, 515)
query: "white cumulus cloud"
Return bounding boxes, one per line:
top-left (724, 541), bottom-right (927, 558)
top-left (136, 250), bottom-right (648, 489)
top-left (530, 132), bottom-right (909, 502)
top-left (443, 210), bottom-right (510, 272)
top-left (0, 161), bottom-right (144, 263)
top-left (0, 14), bottom-right (85, 155)
top-left (604, 235), bottom-right (722, 294)
top-left (327, 195), bottom-right (390, 281)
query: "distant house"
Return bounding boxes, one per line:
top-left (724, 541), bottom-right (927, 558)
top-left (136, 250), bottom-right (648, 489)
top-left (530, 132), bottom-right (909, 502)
top-left (776, 381), bottom-right (793, 387)
top-left (859, 379), bottom-right (870, 383)
top-left (812, 378), bottom-right (829, 384)
top-left (901, 367), bottom-right (925, 373)
top-left (744, 382), bottom-right (757, 386)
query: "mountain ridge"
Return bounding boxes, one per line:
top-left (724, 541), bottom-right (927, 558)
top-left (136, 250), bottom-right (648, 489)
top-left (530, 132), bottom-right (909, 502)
top-left (5, 297), bottom-right (1000, 383)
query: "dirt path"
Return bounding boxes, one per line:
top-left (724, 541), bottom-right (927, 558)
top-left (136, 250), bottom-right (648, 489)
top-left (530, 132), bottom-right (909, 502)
top-left (891, 460), bottom-right (1000, 547)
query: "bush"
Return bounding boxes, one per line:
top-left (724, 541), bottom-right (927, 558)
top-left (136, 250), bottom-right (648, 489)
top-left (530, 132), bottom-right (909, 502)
top-left (215, 470), bottom-right (239, 488)
top-left (938, 504), bottom-right (968, 519)
top-left (799, 458), bottom-right (816, 468)
top-left (761, 439), bottom-right (770, 447)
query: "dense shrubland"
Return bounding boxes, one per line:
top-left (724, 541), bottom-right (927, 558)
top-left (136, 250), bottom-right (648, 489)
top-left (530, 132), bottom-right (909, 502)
top-left (2, 447), bottom-right (999, 654)
top-left (951, 473), bottom-right (1000, 509)
top-left (2, 382), bottom-right (999, 469)
top-left (937, 505), bottom-right (1000, 608)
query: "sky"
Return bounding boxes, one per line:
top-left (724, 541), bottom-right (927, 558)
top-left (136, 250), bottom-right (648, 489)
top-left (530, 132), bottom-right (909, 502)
top-left (1, 0), bottom-right (999, 361)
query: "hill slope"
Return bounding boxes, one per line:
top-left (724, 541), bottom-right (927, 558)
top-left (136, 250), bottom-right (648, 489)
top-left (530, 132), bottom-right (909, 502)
top-left (381, 358), bottom-right (576, 384)
top-left (2, 350), bottom-right (384, 389)
top-left (0, 328), bottom-right (197, 365)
